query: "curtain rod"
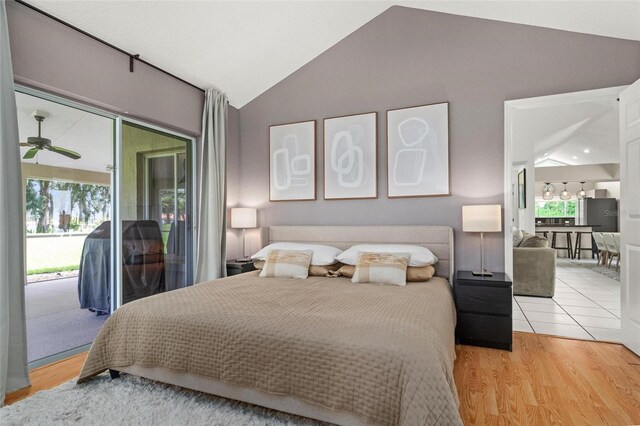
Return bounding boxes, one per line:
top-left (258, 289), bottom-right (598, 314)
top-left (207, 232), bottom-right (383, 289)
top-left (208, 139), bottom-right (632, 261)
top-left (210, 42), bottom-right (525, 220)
top-left (14, 0), bottom-right (206, 93)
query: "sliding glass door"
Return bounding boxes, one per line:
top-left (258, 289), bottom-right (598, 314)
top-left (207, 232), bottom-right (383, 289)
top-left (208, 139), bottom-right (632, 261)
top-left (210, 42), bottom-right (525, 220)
top-left (16, 87), bottom-right (116, 365)
top-left (115, 122), bottom-right (193, 307)
top-left (16, 86), bottom-right (196, 365)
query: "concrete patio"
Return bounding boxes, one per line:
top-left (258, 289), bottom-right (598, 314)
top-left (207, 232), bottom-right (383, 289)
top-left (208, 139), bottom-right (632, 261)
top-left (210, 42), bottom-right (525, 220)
top-left (25, 277), bottom-right (108, 362)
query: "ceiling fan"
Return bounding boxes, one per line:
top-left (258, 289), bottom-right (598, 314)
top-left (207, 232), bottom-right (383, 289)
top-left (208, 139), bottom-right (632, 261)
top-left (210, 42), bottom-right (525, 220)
top-left (20, 113), bottom-right (82, 160)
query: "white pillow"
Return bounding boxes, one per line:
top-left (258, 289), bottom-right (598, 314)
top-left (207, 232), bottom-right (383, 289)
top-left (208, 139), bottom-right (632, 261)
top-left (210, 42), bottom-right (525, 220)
top-left (251, 243), bottom-right (342, 266)
top-left (336, 244), bottom-right (438, 267)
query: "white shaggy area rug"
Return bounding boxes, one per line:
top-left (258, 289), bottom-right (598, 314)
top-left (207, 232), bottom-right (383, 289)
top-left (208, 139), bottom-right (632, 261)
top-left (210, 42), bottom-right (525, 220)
top-left (0, 373), bottom-right (325, 425)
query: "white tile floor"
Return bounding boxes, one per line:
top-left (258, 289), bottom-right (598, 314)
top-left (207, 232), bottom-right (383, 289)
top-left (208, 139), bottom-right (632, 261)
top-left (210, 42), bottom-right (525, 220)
top-left (513, 258), bottom-right (622, 342)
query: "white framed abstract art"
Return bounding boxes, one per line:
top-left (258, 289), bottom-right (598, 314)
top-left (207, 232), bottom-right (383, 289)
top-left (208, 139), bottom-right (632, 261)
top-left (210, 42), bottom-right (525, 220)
top-left (386, 102), bottom-right (449, 198)
top-left (323, 112), bottom-right (377, 200)
top-left (269, 120), bottom-right (316, 201)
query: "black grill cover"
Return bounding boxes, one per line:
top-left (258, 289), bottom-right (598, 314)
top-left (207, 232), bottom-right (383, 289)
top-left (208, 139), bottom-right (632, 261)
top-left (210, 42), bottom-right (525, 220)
top-left (78, 220), bottom-right (165, 312)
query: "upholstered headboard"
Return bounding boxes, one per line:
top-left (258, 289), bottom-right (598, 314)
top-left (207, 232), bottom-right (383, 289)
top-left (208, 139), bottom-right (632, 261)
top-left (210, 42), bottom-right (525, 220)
top-left (267, 226), bottom-right (454, 280)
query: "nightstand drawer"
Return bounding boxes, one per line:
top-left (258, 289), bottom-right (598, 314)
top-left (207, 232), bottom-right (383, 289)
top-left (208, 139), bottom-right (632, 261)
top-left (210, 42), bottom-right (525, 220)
top-left (456, 312), bottom-right (512, 345)
top-left (455, 285), bottom-right (511, 316)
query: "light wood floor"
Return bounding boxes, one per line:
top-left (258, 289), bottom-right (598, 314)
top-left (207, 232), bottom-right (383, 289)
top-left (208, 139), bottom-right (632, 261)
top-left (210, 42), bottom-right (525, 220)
top-left (3, 352), bottom-right (87, 405)
top-left (455, 333), bottom-right (640, 425)
top-left (5, 333), bottom-right (640, 425)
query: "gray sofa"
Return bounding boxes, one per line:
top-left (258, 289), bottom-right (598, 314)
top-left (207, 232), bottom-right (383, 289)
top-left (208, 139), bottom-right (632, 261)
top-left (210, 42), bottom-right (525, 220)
top-left (512, 231), bottom-right (556, 298)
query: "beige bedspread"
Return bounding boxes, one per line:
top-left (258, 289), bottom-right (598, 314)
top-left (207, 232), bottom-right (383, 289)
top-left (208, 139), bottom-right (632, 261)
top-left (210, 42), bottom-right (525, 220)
top-left (78, 272), bottom-right (461, 426)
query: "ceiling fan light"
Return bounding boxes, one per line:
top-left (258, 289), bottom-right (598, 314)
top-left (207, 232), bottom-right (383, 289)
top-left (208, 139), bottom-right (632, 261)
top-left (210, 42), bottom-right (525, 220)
top-left (21, 114), bottom-right (82, 160)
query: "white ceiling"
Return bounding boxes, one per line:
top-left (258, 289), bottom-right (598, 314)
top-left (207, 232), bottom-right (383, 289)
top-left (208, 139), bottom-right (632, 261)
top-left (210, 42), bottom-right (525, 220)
top-left (28, 0), bottom-right (640, 108)
top-left (17, 92), bottom-right (113, 173)
top-left (513, 91), bottom-right (620, 167)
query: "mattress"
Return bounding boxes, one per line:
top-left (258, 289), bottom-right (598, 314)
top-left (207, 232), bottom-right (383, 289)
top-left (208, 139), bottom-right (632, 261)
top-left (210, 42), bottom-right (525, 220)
top-left (78, 272), bottom-right (461, 425)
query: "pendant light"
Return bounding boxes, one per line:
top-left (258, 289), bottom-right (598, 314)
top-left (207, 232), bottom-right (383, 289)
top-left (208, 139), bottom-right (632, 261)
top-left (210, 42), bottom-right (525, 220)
top-left (559, 182), bottom-right (571, 200)
top-left (542, 183), bottom-right (555, 200)
top-left (576, 181), bottom-right (586, 199)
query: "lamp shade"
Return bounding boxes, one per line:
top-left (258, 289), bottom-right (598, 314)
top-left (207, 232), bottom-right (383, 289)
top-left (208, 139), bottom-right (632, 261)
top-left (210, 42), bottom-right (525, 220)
top-left (462, 205), bottom-right (502, 233)
top-left (231, 208), bottom-right (257, 229)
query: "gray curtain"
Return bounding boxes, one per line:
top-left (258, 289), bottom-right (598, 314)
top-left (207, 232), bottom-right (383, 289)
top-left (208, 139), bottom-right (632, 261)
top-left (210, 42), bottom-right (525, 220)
top-left (195, 89), bottom-right (228, 282)
top-left (0, 0), bottom-right (30, 405)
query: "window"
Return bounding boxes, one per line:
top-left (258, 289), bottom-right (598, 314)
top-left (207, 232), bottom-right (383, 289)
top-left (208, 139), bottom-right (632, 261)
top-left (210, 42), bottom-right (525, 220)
top-left (535, 200), bottom-right (576, 217)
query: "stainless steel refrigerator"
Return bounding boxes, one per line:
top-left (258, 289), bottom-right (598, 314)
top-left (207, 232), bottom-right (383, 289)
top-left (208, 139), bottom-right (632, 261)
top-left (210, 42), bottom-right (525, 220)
top-left (576, 198), bottom-right (618, 231)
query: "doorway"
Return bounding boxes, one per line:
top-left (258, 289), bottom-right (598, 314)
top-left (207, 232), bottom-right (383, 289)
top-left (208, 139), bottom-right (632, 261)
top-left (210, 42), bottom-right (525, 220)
top-left (504, 86), bottom-right (625, 342)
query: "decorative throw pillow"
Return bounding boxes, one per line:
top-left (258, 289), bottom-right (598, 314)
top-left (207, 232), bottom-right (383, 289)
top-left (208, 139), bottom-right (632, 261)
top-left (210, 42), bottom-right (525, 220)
top-left (309, 264), bottom-right (342, 277)
top-left (519, 236), bottom-right (549, 248)
top-left (334, 264), bottom-right (355, 278)
top-left (336, 264), bottom-right (435, 282)
top-left (407, 265), bottom-right (436, 282)
top-left (351, 252), bottom-right (410, 286)
top-left (518, 231), bottom-right (549, 248)
top-left (259, 250), bottom-right (312, 279)
top-left (512, 229), bottom-right (524, 247)
top-left (254, 260), bottom-right (341, 277)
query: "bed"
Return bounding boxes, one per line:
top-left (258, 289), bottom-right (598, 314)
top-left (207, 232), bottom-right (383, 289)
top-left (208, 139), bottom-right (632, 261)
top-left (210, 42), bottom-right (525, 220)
top-left (78, 226), bottom-right (461, 426)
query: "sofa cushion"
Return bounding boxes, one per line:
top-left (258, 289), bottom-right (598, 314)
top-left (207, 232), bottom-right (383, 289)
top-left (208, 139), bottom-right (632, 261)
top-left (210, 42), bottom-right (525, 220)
top-left (520, 234), bottom-right (549, 248)
top-left (513, 229), bottom-right (524, 247)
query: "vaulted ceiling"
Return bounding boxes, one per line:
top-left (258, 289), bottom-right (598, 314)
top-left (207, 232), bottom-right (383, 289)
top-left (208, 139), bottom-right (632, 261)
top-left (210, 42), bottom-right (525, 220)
top-left (512, 89), bottom-right (621, 167)
top-left (29, 1), bottom-right (640, 108)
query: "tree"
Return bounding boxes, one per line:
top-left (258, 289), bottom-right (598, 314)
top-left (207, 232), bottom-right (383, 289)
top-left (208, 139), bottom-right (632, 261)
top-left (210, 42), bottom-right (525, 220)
top-left (25, 178), bottom-right (111, 233)
top-left (535, 201), bottom-right (576, 217)
top-left (36, 180), bottom-right (52, 233)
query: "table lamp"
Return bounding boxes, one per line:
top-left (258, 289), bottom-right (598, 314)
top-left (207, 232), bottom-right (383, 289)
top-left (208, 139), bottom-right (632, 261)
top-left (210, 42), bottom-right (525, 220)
top-left (231, 207), bottom-right (257, 261)
top-left (462, 205), bottom-right (502, 277)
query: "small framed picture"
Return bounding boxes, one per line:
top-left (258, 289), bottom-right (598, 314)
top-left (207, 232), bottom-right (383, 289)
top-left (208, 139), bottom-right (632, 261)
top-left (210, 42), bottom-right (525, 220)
top-left (323, 112), bottom-right (377, 200)
top-left (386, 102), bottom-right (449, 198)
top-left (518, 169), bottom-right (526, 209)
top-left (269, 120), bottom-right (316, 201)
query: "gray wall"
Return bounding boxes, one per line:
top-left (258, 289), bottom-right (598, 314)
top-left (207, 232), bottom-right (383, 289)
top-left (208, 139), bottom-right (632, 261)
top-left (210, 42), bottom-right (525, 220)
top-left (239, 6), bottom-right (640, 272)
top-left (6, 0), bottom-right (203, 136)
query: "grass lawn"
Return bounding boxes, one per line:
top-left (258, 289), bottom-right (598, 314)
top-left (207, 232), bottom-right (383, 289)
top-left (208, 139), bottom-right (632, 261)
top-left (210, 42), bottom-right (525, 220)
top-left (26, 235), bottom-right (87, 274)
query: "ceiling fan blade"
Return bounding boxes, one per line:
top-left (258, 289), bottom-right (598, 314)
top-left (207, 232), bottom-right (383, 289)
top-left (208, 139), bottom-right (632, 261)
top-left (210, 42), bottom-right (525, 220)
top-left (45, 145), bottom-right (82, 160)
top-left (23, 147), bottom-right (39, 159)
top-left (20, 142), bottom-right (32, 147)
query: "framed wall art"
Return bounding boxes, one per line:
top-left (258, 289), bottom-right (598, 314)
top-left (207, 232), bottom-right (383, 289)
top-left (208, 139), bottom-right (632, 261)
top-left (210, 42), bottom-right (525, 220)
top-left (323, 112), bottom-right (377, 200)
top-left (269, 120), bottom-right (316, 201)
top-left (386, 102), bottom-right (449, 198)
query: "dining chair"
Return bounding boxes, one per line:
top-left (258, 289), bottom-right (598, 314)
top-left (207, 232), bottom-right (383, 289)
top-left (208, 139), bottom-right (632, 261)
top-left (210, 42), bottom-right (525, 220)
top-left (603, 233), bottom-right (620, 271)
top-left (613, 233), bottom-right (621, 272)
top-left (592, 232), bottom-right (608, 266)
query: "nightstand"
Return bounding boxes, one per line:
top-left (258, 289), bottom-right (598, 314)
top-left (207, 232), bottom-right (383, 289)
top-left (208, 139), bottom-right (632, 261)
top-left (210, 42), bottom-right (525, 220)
top-left (454, 270), bottom-right (512, 351)
top-left (226, 260), bottom-right (256, 276)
